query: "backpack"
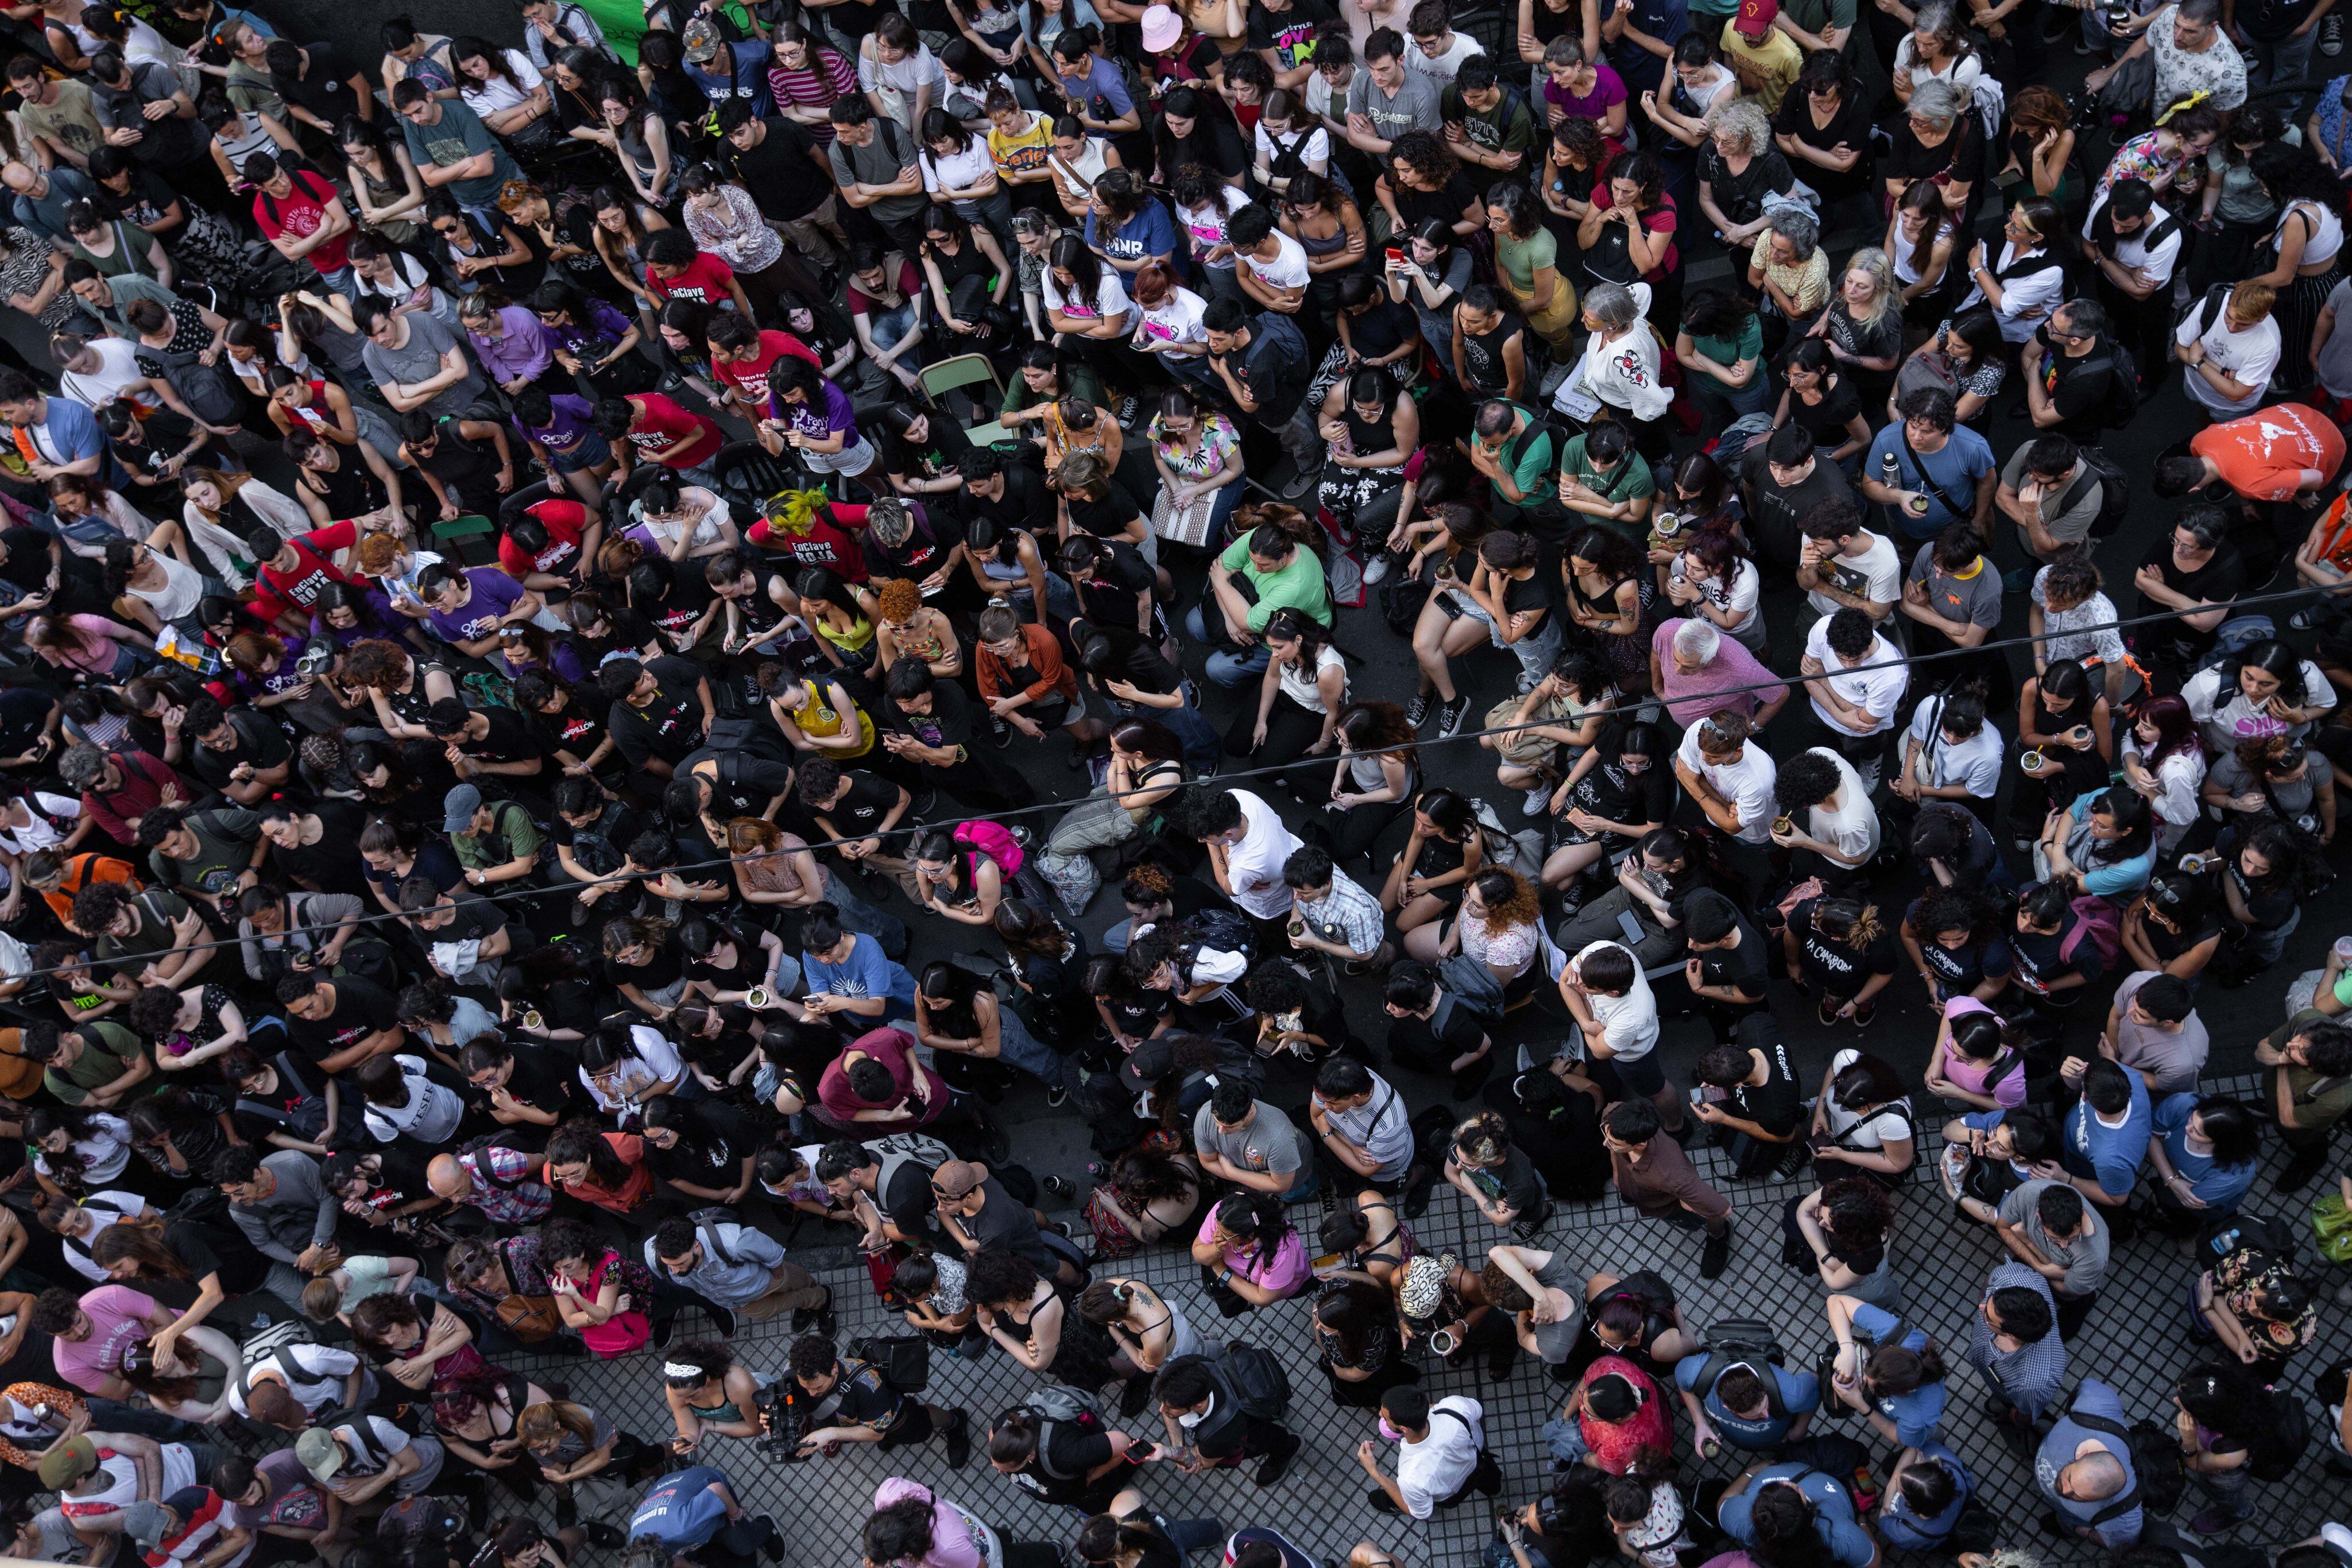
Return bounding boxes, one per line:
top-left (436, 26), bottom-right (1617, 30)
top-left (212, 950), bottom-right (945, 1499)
top-left (232, 1317), bottom-right (320, 1403)
top-left (1944, 1498), bottom-right (1999, 1554)
top-left (1178, 907), bottom-right (1258, 967)
top-left (376, 1495), bottom-right (468, 1552)
top-left (1688, 1319), bottom-right (1788, 1418)
top-left (953, 820), bottom-right (1025, 877)
top-left (2198, 1211), bottom-right (2300, 1271)
top-left (1217, 1343), bottom-right (1291, 1420)
top-left (2064, 446), bottom-right (2132, 538)
top-left (846, 1334), bottom-right (931, 1393)
top-left (1008, 1385), bottom-right (1105, 1478)
top-left (868, 1130), bottom-right (956, 1206)
top-left (2247, 1384), bottom-right (2313, 1482)
top-left (457, 1135), bottom-right (532, 1190)
top-left (2175, 281), bottom-right (2234, 350)
top-left (2060, 1397), bottom-right (2154, 1525)
top-left (1469, 796), bottom-right (1545, 880)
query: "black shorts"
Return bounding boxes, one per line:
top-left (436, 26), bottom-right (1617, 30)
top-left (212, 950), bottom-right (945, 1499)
top-left (1615, 1052), bottom-right (1666, 1098)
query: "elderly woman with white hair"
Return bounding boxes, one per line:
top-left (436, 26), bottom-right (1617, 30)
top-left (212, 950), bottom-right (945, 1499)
top-left (1575, 283), bottom-right (1672, 458)
top-left (1748, 206), bottom-right (1831, 327)
top-left (1696, 98), bottom-right (1797, 250)
top-left (1650, 614), bottom-right (1790, 733)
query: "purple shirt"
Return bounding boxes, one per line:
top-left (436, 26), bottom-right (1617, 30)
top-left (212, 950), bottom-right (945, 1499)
top-left (424, 566), bottom-right (526, 644)
top-left (1542, 60), bottom-right (1628, 123)
top-left (468, 306), bottom-right (555, 385)
top-left (768, 377), bottom-right (854, 442)
top-left (1650, 617), bottom-right (1789, 730)
top-left (514, 392), bottom-right (598, 456)
top-left (546, 298), bottom-right (636, 357)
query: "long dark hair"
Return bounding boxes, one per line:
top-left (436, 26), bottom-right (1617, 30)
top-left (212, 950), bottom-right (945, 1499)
top-left (1211, 1189), bottom-right (1293, 1272)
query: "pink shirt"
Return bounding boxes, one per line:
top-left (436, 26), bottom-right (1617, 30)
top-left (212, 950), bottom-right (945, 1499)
top-left (52, 1286), bottom-right (156, 1393)
top-left (1939, 998), bottom-right (2027, 1107)
top-left (1194, 1212), bottom-right (1310, 1297)
top-left (868, 1481), bottom-right (984, 1568)
top-left (1650, 620), bottom-right (1789, 731)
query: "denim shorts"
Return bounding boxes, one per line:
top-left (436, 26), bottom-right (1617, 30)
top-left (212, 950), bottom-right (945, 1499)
top-left (544, 433), bottom-right (613, 474)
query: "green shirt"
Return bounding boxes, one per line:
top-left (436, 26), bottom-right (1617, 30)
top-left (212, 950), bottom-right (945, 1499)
top-left (150, 807), bottom-right (263, 897)
top-left (1777, 0), bottom-right (1858, 38)
top-left (398, 99), bottom-right (521, 211)
top-left (1440, 83), bottom-right (1535, 167)
top-left (44, 1021), bottom-right (148, 1106)
top-left (1493, 227), bottom-right (1557, 297)
top-left (1496, 408), bottom-right (1556, 501)
top-left (450, 799), bottom-right (546, 872)
top-left (1218, 533), bottom-right (1333, 632)
top-left (1690, 315), bottom-right (1763, 373)
top-left (1558, 435), bottom-right (1655, 543)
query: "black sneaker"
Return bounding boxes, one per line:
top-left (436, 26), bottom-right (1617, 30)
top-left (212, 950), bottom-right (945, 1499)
top-left (1253, 1429), bottom-right (1302, 1486)
top-left (792, 1289), bottom-right (835, 1336)
top-left (1818, 1000), bottom-right (1840, 1027)
top-left (2324, 10), bottom-right (2345, 51)
top-left (586, 1525), bottom-right (627, 1550)
top-left (1699, 1223), bottom-right (1731, 1280)
top-left (652, 1316), bottom-right (679, 1349)
top-left (1119, 1375), bottom-right (1154, 1418)
top-left (753, 1515), bottom-right (786, 1562)
top-left (706, 1306), bottom-right (737, 1338)
top-left (1041, 1175), bottom-right (1074, 1200)
top-left (1850, 1002), bottom-right (1877, 1028)
top-left (943, 1408), bottom-right (972, 1469)
top-left (1436, 694), bottom-right (1471, 738)
top-left (989, 715), bottom-right (1012, 748)
top-left (1405, 691), bottom-right (1432, 730)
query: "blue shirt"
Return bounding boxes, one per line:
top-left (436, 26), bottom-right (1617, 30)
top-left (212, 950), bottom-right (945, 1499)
top-left (1716, 1462), bottom-right (1877, 1567)
top-left (1085, 199), bottom-right (1180, 266)
top-left (1879, 1441), bottom-right (1972, 1551)
top-left (1058, 56), bottom-right (1134, 122)
top-left (25, 394), bottom-right (125, 487)
top-left (2064, 793), bottom-right (2156, 898)
top-left (2063, 1071), bottom-right (2152, 1200)
top-left (630, 1468), bottom-right (732, 1548)
top-left (1866, 420), bottom-right (1997, 539)
top-left (1849, 1303), bottom-right (1948, 1446)
top-left (10, 166), bottom-right (96, 244)
top-left (2038, 1379), bottom-right (2141, 1547)
top-left (1965, 1260), bottom-right (2068, 1420)
top-left (1673, 1354), bottom-right (1819, 1449)
top-left (2152, 1090), bottom-right (2256, 1209)
top-left (803, 932), bottom-right (915, 1013)
top-left (1605, 0), bottom-right (1688, 95)
top-left (685, 38), bottom-right (776, 113)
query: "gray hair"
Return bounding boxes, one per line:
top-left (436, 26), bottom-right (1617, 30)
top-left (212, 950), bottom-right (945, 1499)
top-left (1908, 79), bottom-right (1960, 128)
top-left (1672, 617), bottom-right (1723, 664)
top-left (1704, 98), bottom-right (1772, 158)
top-left (1765, 206), bottom-right (1819, 260)
top-left (1585, 282), bottom-right (1640, 331)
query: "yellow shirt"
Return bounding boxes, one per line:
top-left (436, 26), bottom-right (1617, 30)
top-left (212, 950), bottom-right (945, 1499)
top-left (988, 111), bottom-right (1054, 179)
top-left (796, 677), bottom-right (876, 757)
top-left (1719, 20), bottom-right (1804, 113)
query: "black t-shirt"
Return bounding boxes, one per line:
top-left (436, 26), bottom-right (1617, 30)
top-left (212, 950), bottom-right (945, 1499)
top-left (1696, 144), bottom-right (1796, 226)
top-left (284, 975), bottom-right (394, 1067)
top-left (532, 692), bottom-right (616, 769)
top-left (1885, 114), bottom-right (1980, 185)
top-left (608, 654), bottom-right (708, 768)
top-left (478, 1048), bottom-right (583, 1121)
top-left (685, 750), bottom-right (795, 820)
top-left (2011, 916), bottom-right (2103, 996)
top-left (270, 42), bottom-right (362, 125)
top-left (1390, 998), bottom-right (1487, 1064)
top-left (188, 709), bottom-right (293, 791)
top-left (607, 939), bottom-right (686, 996)
top-left (879, 1157), bottom-right (939, 1238)
top-left (1723, 1015), bottom-right (1801, 1131)
top-left (1784, 376), bottom-right (1863, 455)
top-left (645, 1098), bottom-right (759, 1187)
top-left (2229, 862), bottom-right (2297, 931)
top-left (1740, 448), bottom-right (1856, 570)
top-left (459, 706), bottom-right (547, 764)
top-left (1011, 1423), bottom-right (1117, 1503)
top-left (820, 771), bottom-right (907, 838)
top-left (2037, 330), bottom-right (2121, 435)
top-left (888, 679), bottom-right (980, 754)
top-left (264, 802), bottom-right (369, 896)
top-left (1070, 541), bottom-right (1154, 630)
top-left (1568, 753), bottom-right (1670, 831)
top-left (2133, 539), bottom-right (2245, 661)
top-left (1160, 116), bottom-right (1247, 181)
top-left (968, 465), bottom-right (1048, 533)
top-left (1771, 89), bottom-right (1872, 183)
top-left (723, 117), bottom-right (831, 219)
top-left (1788, 896), bottom-right (1900, 994)
top-left (868, 507), bottom-right (966, 583)
top-left (1698, 917), bottom-right (1771, 1004)
top-left (363, 842), bottom-right (465, 913)
top-left (1247, 0), bottom-right (1337, 66)
top-left (967, 1179), bottom-right (1054, 1269)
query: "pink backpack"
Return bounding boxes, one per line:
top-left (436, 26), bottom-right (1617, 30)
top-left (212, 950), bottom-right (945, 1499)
top-left (953, 820), bottom-right (1024, 877)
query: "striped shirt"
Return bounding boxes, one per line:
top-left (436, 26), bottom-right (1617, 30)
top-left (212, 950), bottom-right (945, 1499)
top-left (457, 1145), bottom-right (555, 1227)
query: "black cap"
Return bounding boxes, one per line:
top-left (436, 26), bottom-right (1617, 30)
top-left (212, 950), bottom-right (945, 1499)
top-left (1117, 1038), bottom-right (1175, 1094)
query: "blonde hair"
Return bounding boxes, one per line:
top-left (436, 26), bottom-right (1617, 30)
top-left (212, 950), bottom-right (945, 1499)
top-left (181, 468), bottom-right (249, 515)
top-left (517, 1400), bottom-right (601, 1452)
top-left (1842, 247), bottom-right (1897, 327)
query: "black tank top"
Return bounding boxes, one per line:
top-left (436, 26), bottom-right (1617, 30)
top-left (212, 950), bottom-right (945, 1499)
top-left (1461, 318), bottom-right (1516, 394)
top-left (1343, 398), bottom-right (1393, 459)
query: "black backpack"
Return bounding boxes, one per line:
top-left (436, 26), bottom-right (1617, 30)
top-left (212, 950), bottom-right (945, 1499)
top-left (1180, 907), bottom-right (1258, 967)
top-left (2249, 1384), bottom-right (2314, 1482)
top-left (2066, 446), bottom-right (2132, 539)
top-left (1217, 1344), bottom-right (1291, 1420)
top-left (1687, 1319), bottom-right (1788, 1418)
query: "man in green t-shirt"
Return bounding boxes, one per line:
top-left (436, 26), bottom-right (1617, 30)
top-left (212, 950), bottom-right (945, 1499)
top-left (1192, 522), bottom-right (1334, 687)
top-left (444, 784), bottom-right (546, 888)
top-left (393, 83), bottom-right (521, 222)
top-left (2261, 1016), bottom-right (2352, 1191)
top-left (1557, 423), bottom-right (1657, 544)
top-left (1440, 60), bottom-right (1535, 174)
top-left (34, 1020), bottom-right (154, 1108)
top-left (1465, 399), bottom-right (1562, 534)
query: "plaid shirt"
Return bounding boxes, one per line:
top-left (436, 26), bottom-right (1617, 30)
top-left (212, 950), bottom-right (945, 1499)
top-left (458, 1147), bottom-right (555, 1227)
top-left (1964, 1260), bottom-right (2068, 1420)
top-left (1295, 871), bottom-right (1384, 959)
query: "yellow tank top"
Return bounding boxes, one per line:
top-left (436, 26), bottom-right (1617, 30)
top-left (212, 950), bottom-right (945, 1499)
top-left (796, 677), bottom-right (875, 757)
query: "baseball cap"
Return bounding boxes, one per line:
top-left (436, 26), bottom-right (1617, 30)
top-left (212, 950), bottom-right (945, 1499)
top-left (930, 1160), bottom-right (984, 1200)
top-left (1117, 1037), bottom-right (1175, 1095)
top-left (442, 782), bottom-right (484, 834)
top-left (1141, 3), bottom-right (1183, 51)
top-left (37, 1437), bottom-right (96, 1490)
top-left (293, 1427), bottom-right (345, 1480)
top-left (682, 17), bottom-right (723, 62)
top-left (1734, 0), bottom-right (1777, 34)
top-left (118, 1501), bottom-right (169, 1549)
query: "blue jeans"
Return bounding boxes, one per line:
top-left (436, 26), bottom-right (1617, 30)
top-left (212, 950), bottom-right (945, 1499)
top-left (1157, 1517), bottom-right (1225, 1556)
top-left (315, 263), bottom-right (358, 303)
top-left (868, 301), bottom-right (921, 377)
top-left (2242, 26), bottom-right (2318, 92)
top-left (1185, 602), bottom-right (1270, 687)
top-left (819, 865), bottom-right (908, 959)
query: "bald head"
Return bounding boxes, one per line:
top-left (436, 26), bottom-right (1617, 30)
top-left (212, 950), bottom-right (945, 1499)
top-left (2060, 1450), bottom-right (2127, 1501)
top-left (425, 1155), bottom-right (467, 1199)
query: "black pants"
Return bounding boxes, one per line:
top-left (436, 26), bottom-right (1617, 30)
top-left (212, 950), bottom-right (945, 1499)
top-left (691, 1512), bottom-right (783, 1568)
top-left (2096, 273), bottom-right (2175, 389)
top-left (2054, 1288), bottom-right (2096, 1342)
top-left (1225, 690), bottom-right (1328, 780)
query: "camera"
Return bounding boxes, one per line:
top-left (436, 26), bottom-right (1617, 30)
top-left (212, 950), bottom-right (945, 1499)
top-left (753, 1381), bottom-right (815, 1463)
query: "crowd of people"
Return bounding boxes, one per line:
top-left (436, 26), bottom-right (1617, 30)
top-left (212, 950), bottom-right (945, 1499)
top-left (0, 0), bottom-right (2351, 1562)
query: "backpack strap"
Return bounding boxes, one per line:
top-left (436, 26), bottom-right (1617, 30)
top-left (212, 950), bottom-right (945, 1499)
top-left (1695, 1352), bottom-right (1785, 1420)
top-left (698, 1223), bottom-right (738, 1267)
top-left (2055, 1403), bottom-right (2142, 1524)
top-left (1896, 424), bottom-right (1976, 521)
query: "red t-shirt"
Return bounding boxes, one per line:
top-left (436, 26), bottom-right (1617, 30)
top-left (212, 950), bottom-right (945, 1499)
top-left (249, 519), bottom-right (358, 623)
top-left (253, 171), bottom-right (350, 276)
top-left (2192, 402), bottom-right (2347, 502)
top-left (844, 261), bottom-right (922, 318)
top-left (712, 329), bottom-right (822, 408)
top-left (747, 502), bottom-right (868, 580)
top-left (646, 251), bottom-right (737, 310)
top-left (499, 498), bottom-right (589, 578)
top-left (623, 393), bottom-right (725, 471)
top-left (815, 1027), bottom-right (946, 1126)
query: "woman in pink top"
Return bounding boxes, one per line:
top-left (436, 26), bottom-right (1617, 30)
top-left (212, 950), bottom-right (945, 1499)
top-left (1190, 1191), bottom-right (1309, 1310)
top-left (23, 613), bottom-right (152, 682)
top-left (1923, 999), bottom-right (2028, 1110)
top-left (864, 1479), bottom-right (999, 1568)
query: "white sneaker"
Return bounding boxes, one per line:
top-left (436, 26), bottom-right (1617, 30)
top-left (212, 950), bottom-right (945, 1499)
top-left (1523, 786), bottom-right (1552, 818)
top-left (1363, 553), bottom-right (1392, 586)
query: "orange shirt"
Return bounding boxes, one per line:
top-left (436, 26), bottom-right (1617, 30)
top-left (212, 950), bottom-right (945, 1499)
top-left (2192, 403), bottom-right (2347, 502)
top-left (557, 1132), bottom-right (655, 1215)
top-left (40, 853), bottom-right (137, 927)
top-left (0, 1032), bottom-right (47, 1102)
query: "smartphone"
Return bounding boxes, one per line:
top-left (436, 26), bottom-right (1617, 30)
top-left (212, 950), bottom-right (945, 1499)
top-left (1384, 246), bottom-right (1406, 266)
top-left (1131, 1440), bottom-right (1159, 1459)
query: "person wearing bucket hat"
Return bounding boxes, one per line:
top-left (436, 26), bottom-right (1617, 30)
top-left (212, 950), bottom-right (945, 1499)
top-left (1142, 5), bottom-right (1224, 89)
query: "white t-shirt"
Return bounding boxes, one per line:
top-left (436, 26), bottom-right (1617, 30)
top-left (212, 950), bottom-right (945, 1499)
top-left (1225, 789), bottom-right (1303, 919)
top-left (1804, 530), bottom-right (1901, 617)
top-left (580, 1025), bottom-right (685, 1110)
top-left (1572, 940), bottom-right (1659, 1060)
top-left (1396, 1397), bottom-right (1485, 1517)
top-left (2176, 306), bottom-right (2281, 415)
top-left (1139, 287), bottom-right (1209, 349)
top-left (459, 51), bottom-right (543, 118)
top-left (1042, 268), bottom-right (1132, 323)
top-left (1674, 553), bottom-right (1761, 644)
top-left (2083, 196), bottom-right (2183, 289)
top-left (1178, 184), bottom-right (1251, 270)
top-left (1242, 229), bottom-right (1312, 291)
top-left (1254, 121), bottom-right (1330, 179)
top-left (360, 1054), bottom-right (469, 1145)
top-left (226, 1342), bottom-right (363, 1418)
top-left (1801, 619), bottom-right (1907, 736)
top-left (1797, 747), bottom-right (1885, 862)
top-left (1824, 1048), bottom-right (1913, 1147)
top-left (1674, 724), bottom-right (1777, 842)
top-left (920, 139), bottom-right (997, 199)
top-left (1403, 30), bottom-right (1484, 83)
top-left (60, 339), bottom-right (154, 415)
top-left (1905, 696), bottom-right (2003, 798)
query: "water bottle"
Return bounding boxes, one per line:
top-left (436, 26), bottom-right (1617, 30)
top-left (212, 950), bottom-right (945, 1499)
top-left (1879, 452), bottom-right (1900, 491)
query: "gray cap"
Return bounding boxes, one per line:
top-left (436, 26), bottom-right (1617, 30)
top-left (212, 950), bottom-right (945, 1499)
top-left (118, 1501), bottom-right (169, 1550)
top-left (442, 782), bottom-right (484, 833)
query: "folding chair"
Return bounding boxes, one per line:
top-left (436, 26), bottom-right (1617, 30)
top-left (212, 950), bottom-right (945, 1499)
top-left (709, 440), bottom-right (804, 517)
top-left (916, 353), bottom-right (1008, 447)
top-left (431, 514), bottom-right (498, 568)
